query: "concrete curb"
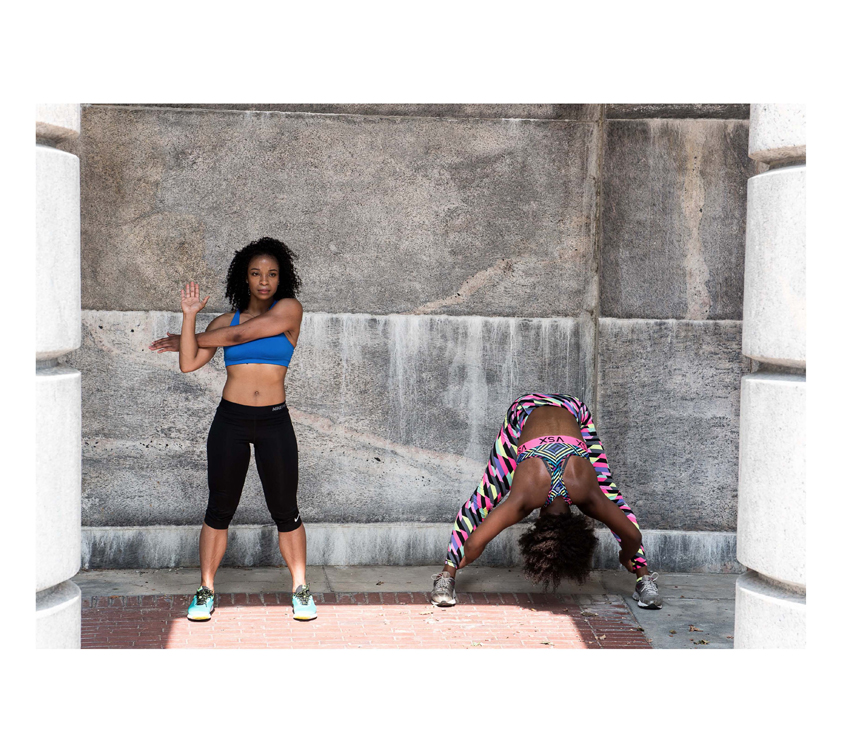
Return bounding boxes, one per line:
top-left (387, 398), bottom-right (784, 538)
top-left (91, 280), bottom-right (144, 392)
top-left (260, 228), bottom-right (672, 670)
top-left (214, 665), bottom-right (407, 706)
top-left (82, 524), bottom-right (742, 573)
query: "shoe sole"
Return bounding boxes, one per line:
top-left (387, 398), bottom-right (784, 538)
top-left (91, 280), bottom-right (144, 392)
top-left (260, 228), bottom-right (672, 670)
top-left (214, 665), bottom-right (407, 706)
top-left (431, 592), bottom-right (457, 608)
top-left (187, 607), bottom-right (215, 621)
top-left (293, 613), bottom-right (317, 621)
top-left (632, 592), bottom-right (662, 609)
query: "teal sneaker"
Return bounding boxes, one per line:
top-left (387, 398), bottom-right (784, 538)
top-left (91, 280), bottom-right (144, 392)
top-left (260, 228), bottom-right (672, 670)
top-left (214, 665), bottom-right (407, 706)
top-left (292, 584), bottom-right (317, 621)
top-left (187, 586), bottom-right (215, 621)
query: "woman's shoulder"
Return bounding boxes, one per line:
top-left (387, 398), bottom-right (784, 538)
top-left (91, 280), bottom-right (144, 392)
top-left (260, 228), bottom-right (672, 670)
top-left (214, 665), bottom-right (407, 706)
top-left (273, 297), bottom-right (303, 316)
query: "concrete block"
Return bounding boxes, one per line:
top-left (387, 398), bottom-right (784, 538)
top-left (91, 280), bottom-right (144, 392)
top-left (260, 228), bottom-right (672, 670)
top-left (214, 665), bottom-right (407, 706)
top-left (35, 581), bottom-right (81, 649)
top-left (597, 318), bottom-right (748, 531)
top-left (108, 104), bottom-right (602, 120)
top-left (749, 104), bottom-right (806, 163)
top-left (36, 366), bottom-right (82, 592)
top-left (742, 167), bottom-right (806, 367)
top-left (68, 311), bottom-right (587, 526)
top-left (81, 524), bottom-right (741, 572)
top-left (606, 104), bottom-right (750, 119)
top-left (737, 374), bottom-right (805, 587)
top-left (593, 529), bottom-right (741, 572)
top-left (734, 570), bottom-right (805, 648)
top-left (36, 104), bottom-right (81, 142)
top-left (601, 120), bottom-right (754, 320)
top-left (36, 146), bottom-right (81, 360)
top-left (78, 105), bottom-right (598, 316)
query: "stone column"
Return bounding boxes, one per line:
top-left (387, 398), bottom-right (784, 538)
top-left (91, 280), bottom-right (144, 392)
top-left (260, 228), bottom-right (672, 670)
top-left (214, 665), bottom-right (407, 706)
top-left (36, 104), bottom-right (82, 648)
top-left (734, 105), bottom-right (806, 648)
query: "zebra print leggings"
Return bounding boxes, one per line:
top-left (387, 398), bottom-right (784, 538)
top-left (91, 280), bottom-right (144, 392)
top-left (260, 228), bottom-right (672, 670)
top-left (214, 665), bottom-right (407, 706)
top-left (444, 393), bottom-right (648, 571)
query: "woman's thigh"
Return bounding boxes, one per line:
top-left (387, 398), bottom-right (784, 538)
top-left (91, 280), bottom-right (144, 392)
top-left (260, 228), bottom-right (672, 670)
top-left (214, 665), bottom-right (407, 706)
top-left (253, 411), bottom-right (300, 529)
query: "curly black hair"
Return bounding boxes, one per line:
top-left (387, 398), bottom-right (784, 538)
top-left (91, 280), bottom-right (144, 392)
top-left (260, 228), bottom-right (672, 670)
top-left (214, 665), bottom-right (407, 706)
top-left (518, 508), bottom-right (599, 591)
top-left (225, 237), bottom-right (302, 312)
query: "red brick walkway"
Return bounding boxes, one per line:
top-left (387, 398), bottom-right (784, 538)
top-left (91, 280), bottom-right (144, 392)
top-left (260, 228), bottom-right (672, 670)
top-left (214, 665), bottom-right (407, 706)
top-left (82, 592), bottom-right (652, 649)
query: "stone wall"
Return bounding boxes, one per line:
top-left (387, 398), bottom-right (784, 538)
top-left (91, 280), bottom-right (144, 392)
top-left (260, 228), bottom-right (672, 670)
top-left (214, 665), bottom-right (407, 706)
top-left (66, 103), bottom-right (754, 569)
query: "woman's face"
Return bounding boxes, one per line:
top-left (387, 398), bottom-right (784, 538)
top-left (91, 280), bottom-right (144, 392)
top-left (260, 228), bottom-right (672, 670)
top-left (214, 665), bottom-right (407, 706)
top-left (245, 254), bottom-right (280, 300)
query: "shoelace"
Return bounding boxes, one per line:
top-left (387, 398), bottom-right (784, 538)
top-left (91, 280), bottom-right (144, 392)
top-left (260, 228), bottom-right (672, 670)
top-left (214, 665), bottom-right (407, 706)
top-left (294, 585), bottom-right (311, 605)
top-left (640, 572), bottom-right (659, 593)
top-left (195, 587), bottom-right (214, 604)
top-left (431, 573), bottom-right (454, 593)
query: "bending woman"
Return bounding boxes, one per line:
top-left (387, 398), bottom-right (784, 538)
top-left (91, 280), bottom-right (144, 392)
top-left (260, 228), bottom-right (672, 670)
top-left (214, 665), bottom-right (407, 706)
top-left (149, 237), bottom-right (316, 622)
top-left (431, 393), bottom-right (662, 610)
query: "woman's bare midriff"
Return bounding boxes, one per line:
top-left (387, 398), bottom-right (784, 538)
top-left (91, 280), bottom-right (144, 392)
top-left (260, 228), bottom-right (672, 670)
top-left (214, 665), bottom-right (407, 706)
top-left (222, 363), bottom-right (288, 406)
top-left (518, 405), bottom-right (598, 508)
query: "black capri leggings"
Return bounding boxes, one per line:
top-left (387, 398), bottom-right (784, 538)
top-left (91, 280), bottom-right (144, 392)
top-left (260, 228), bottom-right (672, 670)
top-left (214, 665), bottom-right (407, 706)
top-left (204, 399), bottom-right (301, 533)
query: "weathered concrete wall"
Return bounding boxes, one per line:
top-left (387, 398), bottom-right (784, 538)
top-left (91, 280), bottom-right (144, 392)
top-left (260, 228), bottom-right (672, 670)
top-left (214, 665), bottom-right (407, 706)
top-left (129, 104), bottom-right (603, 120)
top-left (601, 120), bottom-right (753, 320)
top-left (69, 103), bottom-right (754, 569)
top-left (79, 106), bottom-right (598, 318)
top-left (68, 311), bottom-right (585, 526)
top-left (597, 319), bottom-right (748, 531)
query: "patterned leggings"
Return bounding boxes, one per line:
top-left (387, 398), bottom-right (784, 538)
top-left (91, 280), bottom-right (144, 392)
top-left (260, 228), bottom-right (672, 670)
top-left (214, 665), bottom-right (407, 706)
top-left (444, 393), bottom-right (647, 571)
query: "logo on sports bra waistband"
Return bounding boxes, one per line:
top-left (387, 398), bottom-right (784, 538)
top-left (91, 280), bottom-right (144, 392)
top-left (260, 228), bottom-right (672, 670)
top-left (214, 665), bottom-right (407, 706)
top-left (539, 436), bottom-right (566, 443)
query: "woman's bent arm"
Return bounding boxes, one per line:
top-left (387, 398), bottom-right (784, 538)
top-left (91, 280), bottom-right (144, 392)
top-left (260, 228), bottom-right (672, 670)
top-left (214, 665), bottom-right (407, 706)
top-left (195, 298), bottom-right (302, 348)
top-left (580, 488), bottom-right (642, 566)
top-left (457, 494), bottom-right (532, 569)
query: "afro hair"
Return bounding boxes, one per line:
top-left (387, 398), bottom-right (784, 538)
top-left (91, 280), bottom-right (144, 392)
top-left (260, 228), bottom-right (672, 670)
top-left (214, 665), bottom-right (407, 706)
top-left (518, 508), bottom-right (599, 591)
top-left (225, 237), bottom-right (302, 312)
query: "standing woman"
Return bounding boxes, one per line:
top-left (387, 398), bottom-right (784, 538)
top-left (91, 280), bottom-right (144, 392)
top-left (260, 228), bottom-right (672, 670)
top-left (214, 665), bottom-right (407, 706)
top-left (149, 237), bottom-right (316, 622)
top-left (430, 393), bottom-right (663, 610)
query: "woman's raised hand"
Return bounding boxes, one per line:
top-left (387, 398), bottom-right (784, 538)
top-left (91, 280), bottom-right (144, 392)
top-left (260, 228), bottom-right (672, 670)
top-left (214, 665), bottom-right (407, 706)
top-left (181, 282), bottom-right (210, 316)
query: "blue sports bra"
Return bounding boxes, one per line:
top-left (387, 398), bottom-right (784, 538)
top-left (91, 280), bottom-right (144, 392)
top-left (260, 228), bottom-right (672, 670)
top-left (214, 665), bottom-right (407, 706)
top-left (222, 300), bottom-right (296, 367)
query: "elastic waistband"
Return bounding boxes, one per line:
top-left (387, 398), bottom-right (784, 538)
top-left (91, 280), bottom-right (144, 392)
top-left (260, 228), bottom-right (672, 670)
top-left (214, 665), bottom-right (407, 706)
top-left (216, 399), bottom-right (288, 418)
top-left (518, 435), bottom-right (588, 454)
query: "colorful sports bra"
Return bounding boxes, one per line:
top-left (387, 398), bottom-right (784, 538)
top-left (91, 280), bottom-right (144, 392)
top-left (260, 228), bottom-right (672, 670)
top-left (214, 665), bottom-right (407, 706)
top-left (222, 300), bottom-right (296, 367)
top-left (516, 435), bottom-right (592, 506)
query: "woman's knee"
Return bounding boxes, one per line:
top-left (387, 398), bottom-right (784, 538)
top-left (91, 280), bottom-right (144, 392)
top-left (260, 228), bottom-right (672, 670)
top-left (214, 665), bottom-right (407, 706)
top-left (203, 509), bottom-right (233, 530)
top-left (273, 505), bottom-right (302, 533)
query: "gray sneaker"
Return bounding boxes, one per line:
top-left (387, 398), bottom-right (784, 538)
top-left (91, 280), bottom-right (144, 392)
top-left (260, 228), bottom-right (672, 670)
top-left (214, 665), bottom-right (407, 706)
top-left (632, 572), bottom-right (662, 609)
top-left (430, 572), bottom-right (457, 607)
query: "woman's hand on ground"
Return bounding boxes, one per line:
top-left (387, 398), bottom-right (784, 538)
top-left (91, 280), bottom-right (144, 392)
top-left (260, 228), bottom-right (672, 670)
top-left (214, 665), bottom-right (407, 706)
top-left (180, 282), bottom-right (210, 316)
top-left (149, 332), bottom-right (180, 353)
top-left (619, 549), bottom-right (635, 573)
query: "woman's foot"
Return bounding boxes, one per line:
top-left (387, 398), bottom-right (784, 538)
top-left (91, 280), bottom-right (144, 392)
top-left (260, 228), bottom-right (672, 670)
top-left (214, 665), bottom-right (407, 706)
top-left (292, 584), bottom-right (318, 621)
top-left (430, 572), bottom-right (457, 607)
top-left (187, 586), bottom-right (215, 621)
top-left (632, 572), bottom-right (663, 609)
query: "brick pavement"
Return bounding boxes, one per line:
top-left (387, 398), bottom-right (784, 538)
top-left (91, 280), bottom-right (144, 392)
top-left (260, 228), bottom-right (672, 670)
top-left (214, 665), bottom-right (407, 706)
top-left (81, 591), bottom-right (653, 649)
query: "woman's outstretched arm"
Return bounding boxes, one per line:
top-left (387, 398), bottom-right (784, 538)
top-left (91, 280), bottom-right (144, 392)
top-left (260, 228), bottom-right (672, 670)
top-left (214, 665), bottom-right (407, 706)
top-left (149, 289), bottom-right (302, 353)
top-left (456, 493), bottom-right (533, 569)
